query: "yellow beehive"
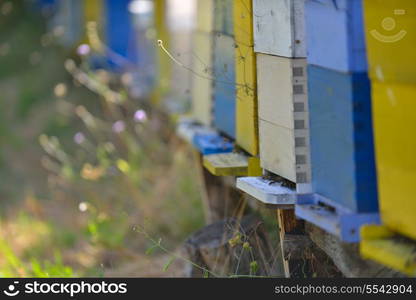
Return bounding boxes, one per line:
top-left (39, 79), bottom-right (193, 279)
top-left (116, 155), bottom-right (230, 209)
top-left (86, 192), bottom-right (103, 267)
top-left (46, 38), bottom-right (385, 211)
top-left (84, 0), bottom-right (101, 24)
top-left (364, 0), bottom-right (416, 84)
top-left (154, 0), bottom-right (171, 103)
top-left (234, 0), bottom-right (258, 155)
top-left (196, 0), bottom-right (214, 33)
top-left (372, 82), bottom-right (416, 240)
top-left (360, 225), bottom-right (416, 276)
top-left (191, 0), bottom-right (215, 125)
top-left (191, 32), bottom-right (213, 126)
top-left (83, 0), bottom-right (102, 44)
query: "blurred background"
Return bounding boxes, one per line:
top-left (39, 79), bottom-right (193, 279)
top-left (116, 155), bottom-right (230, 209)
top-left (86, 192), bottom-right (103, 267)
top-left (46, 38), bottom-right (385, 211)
top-left (0, 0), bottom-right (206, 277)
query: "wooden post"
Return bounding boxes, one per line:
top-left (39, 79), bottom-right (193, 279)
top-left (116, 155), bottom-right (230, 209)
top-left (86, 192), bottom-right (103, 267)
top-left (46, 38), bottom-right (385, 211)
top-left (276, 209), bottom-right (306, 277)
top-left (194, 151), bottom-right (244, 223)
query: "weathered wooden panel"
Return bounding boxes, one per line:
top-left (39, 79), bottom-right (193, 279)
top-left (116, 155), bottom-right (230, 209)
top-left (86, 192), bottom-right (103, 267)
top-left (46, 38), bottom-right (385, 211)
top-left (214, 0), bottom-right (234, 35)
top-left (259, 120), bottom-right (296, 182)
top-left (371, 82), bottom-right (416, 240)
top-left (203, 153), bottom-right (249, 176)
top-left (196, 0), bottom-right (214, 32)
top-left (308, 65), bottom-right (377, 213)
top-left (253, 0), bottom-right (306, 58)
top-left (234, 0), bottom-right (258, 155)
top-left (191, 32), bottom-right (214, 126)
top-left (236, 177), bottom-right (296, 207)
top-left (363, 0), bottom-right (416, 84)
top-left (256, 54), bottom-right (310, 185)
top-left (257, 54), bottom-right (307, 129)
top-left (305, 0), bottom-right (367, 72)
top-left (213, 33), bottom-right (236, 138)
top-left (258, 118), bottom-right (310, 186)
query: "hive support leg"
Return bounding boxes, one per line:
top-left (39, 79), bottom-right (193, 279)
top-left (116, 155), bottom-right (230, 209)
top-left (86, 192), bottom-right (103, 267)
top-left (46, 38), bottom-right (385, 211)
top-left (277, 209), bottom-right (310, 278)
top-left (194, 151), bottom-right (244, 223)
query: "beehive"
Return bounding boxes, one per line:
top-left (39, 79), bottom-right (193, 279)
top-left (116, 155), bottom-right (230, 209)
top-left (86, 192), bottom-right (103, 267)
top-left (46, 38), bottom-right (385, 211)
top-left (214, 0), bottom-right (234, 36)
top-left (191, 32), bottom-right (214, 126)
top-left (253, 0), bottom-right (306, 58)
top-left (105, 0), bottom-right (137, 63)
top-left (51, 0), bottom-right (83, 48)
top-left (191, 0), bottom-right (215, 125)
top-left (305, 0), bottom-right (367, 72)
top-left (213, 33), bottom-right (236, 138)
top-left (257, 54), bottom-right (310, 184)
top-left (234, 0), bottom-right (258, 155)
top-left (363, 0), bottom-right (416, 84)
top-left (371, 82), bottom-right (416, 240)
top-left (196, 0), bottom-right (214, 33)
top-left (308, 65), bottom-right (378, 213)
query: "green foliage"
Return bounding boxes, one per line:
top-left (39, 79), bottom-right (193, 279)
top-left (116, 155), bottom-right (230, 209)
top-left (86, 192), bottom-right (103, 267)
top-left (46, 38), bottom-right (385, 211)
top-left (30, 252), bottom-right (75, 278)
top-left (0, 235), bottom-right (74, 277)
top-left (86, 213), bottom-right (128, 249)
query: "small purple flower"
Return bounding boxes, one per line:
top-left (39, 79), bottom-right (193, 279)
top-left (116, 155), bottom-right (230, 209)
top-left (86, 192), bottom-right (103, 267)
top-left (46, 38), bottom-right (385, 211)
top-left (74, 132), bottom-right (85, 144)
top-left (134, 109), bottom-right (147, 123)
top-left (77, 44), bottom-right (91, 56)
top-left (112, 120), bottom-right (126, 133)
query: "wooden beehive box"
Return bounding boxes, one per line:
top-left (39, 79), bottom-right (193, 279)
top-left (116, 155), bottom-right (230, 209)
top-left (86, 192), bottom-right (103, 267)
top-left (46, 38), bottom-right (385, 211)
top-left (371, 83), bottom-right (416, 240)
top-left (363, 0), bottom-right (416, 84)
top-left (253, 0), bottom-right (306, 58)
top-left (307, 65), bottom-right (378, 213)
top-left (132, 0), bottom-right (157, 98)
top-left (84, 0), bottom-right (102, 26)
top-left (358, 1), bottom-right (416, 272)
top-left (234, 0), bottom-right (258, 155)
top-left (191, 32), bottom-right (214, 126)
top-left (51, 0), bottom-right (83, 48)
top-left (154, 0), bottom-right (171, 96)
top-left (214, 0), bottom-right (234, 36)
top-left (305, 0), bottom-right (367, 72)
top-left (105, 0), bottom-right (137, 63)
top-left (213, 33), bottom-right (236, 138)
top-left (191, 0), bottom-right (215, 125)
top-left (362, 0), bottom-right (416, 240)
top-left (195, 0), bottom-right (214, 33)
top-left (257, 54), bottom-right (310, 186)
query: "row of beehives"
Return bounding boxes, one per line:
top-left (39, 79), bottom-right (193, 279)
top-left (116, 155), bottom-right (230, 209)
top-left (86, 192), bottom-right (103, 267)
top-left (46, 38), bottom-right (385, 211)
top-left (178, 0), bottom-right (416, 276)
top-left (35, 0), bottom-right (416, 276)
top-left (35, 0), bottom-right (155, 74)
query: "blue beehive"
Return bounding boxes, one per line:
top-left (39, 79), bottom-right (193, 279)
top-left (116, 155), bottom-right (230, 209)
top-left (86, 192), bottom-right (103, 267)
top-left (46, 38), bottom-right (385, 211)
top-left (213, 33), bottom-right (236, 138)
top-left (307, 65), bottom-right (378, 213)
top-left (105, 0), bottom-right (138, 70)
top-left (36, 0), bottom-right (57, 12)
top-left (130, 0), bottom-right (157, 97)
top-left (305, 0), bottom-right (367, 72)
top-left (214, 0), bottom-right (234, 36)
top-left (295, 0), bottom-right (379, 242)
top-left (49, 0), bottom-right (83, 48)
